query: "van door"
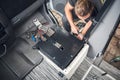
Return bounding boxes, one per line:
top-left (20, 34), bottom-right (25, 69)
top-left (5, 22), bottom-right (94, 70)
top-left (87, 0), bottom-right (120, 59)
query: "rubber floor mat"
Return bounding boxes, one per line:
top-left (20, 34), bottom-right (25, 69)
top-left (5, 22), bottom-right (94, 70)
top-left (0, 60), bottom-right (19, 80)
top-left (1, 38), bottom-right (43, 80)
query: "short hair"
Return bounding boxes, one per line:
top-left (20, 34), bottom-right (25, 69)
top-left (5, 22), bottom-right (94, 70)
top-left (75, 0), bottom-right (94, 17)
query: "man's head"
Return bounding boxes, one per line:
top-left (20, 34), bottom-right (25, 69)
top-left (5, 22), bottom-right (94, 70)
top-left (75, 0), bottom-right (94, 18)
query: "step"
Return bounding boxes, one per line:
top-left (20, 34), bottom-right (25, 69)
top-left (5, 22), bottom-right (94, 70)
top-left (99, 60), bottom-right (120, 80)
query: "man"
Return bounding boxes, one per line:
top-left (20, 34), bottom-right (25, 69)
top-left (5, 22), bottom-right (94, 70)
top-left (64, 0), bottom-right (97, 40)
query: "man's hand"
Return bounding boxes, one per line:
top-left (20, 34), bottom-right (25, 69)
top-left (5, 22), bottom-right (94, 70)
top-left (71, 25), bottom-right (79, 34)
top-left (77, 33), bottom-right (84, 40)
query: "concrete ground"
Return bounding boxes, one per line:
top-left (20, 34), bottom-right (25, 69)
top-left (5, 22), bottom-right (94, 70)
top-left (103, 23), bottom-right (120, 69)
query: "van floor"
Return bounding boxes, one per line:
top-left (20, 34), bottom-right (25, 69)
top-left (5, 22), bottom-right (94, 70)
top-left (103, 23), bottom-right (120, 70)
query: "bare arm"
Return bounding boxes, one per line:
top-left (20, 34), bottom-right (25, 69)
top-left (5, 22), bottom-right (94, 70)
top-left (82, 20), bottom-right (92, 35)
top-left (77, 20), bottom-right (92, 40)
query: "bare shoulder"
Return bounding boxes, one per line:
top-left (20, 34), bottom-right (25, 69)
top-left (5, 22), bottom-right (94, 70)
top-left (65, 1), bottom-right (74, 10)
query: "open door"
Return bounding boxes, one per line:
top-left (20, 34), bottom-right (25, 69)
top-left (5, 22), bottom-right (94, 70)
top-left (87, 0), bottom-right (120, 59)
